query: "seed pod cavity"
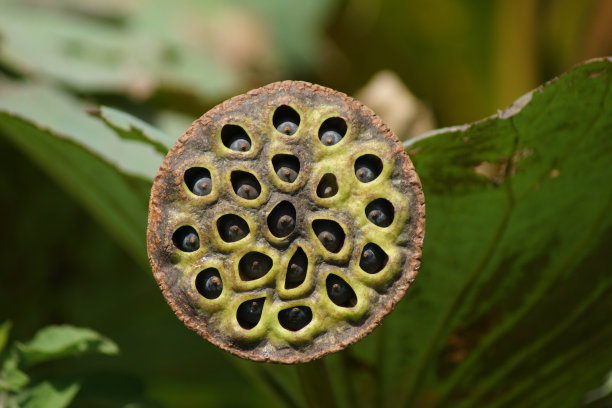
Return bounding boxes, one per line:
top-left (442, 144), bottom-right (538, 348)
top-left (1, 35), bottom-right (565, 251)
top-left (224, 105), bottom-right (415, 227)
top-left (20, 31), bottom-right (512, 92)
top-left (172, 225), bottom-right (200, 252)
top-left (221, 124), bottom-right (251, 152)
top-left (184, 167), bottom-right (212, 196)
top-left (195, 268), bottom-right (223, 299)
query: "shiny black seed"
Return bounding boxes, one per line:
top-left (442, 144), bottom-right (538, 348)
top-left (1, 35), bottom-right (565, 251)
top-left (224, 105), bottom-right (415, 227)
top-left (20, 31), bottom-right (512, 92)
top-left (316, 173), bottom-right (338, 198)
top-left (239, 252), bottom-right (273, 281)
top-left (272, 154), bottom-right (300, 183)
top-left (221, 124), bottom-right (251, 152)
top-left (184, 167), bottom-right (212, 196)
top-left (278, 306), bottom-right (312, 331)
top-left (355, 154), bottom-right (383, 183)
top-left (237, 298), bottom-right (265, 329)
top-left (318, 117), bottom-right (347, 146)
top-left (365, 199), bottom-right (394, 227)
top-left (285, 247), bottom-right (307, 289)
top-left (217, 214), bottom-right (249, 242)
top-left (326, 274), bottom-right (357, 307)
top-left (231, 171), bottom-right (261, 200)
top-left (195, 268), bottom-right (223, 299)
top-left (172, 226), bottom-right (199, 252)
top-left (312, 219), bottom-right (345, 253)
top-left (267, 201), bottom-right (296, 238)
top-left (359, 243), bottom-right (389, 274)
top-left (273, 105), bottom-right (300, 136)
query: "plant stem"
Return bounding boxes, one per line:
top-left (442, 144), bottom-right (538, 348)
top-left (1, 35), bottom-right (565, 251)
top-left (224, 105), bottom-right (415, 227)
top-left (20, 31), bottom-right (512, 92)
top-left (296, 359), bottom-right (338, 408)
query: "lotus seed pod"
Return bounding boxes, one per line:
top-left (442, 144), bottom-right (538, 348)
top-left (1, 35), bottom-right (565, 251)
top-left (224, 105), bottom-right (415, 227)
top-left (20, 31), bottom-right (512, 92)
top-left (147, 81), bottom-right (425, 363)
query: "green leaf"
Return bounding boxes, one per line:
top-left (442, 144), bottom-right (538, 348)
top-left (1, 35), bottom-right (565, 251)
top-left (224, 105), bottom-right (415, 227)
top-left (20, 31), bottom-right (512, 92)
top-left (89, 106), bottom-right (177, 154)
top-left (369, 57), bottom-right (612, 408)
top-left (18, 381), bottom-right (80, 408)
top-left (18, 325), bottom-right (118, 366)
top-left (0, 82), bottom-right (159, 267)
top-left (0, 351), bottom-right (29, 392)
top-left (0, 321), bottom-right (11, 354)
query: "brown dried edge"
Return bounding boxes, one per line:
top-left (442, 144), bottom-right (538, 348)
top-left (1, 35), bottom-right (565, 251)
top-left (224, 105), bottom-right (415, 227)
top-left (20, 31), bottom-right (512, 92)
top-left (147, 80), bottom-right (426, 364)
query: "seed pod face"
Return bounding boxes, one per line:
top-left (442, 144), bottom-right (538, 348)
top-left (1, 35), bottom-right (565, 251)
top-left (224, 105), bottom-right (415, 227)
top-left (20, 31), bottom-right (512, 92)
top-left (147, 81), bottom-right (425, 363)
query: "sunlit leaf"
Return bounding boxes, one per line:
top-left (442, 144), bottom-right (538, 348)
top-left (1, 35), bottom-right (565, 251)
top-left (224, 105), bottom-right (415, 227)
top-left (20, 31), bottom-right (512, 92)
top-left (18, 380), bottom-right (80, 408)
top-left (0, 351), bottom-right (29, 392)
top-left (90, 106), bottom-right (176, 153)
top-left (18, 325), bottom-right (118, 366)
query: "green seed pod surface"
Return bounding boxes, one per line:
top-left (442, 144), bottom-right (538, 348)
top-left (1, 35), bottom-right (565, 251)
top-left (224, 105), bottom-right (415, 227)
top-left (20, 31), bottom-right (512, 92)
top-left (147, 81), bottom-right (425, 363)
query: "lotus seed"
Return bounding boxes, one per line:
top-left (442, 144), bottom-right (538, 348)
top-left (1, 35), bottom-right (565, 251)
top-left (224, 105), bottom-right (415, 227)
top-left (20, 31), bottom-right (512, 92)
top-left (316, 174), bottom-right (338, 198)
top-left (184, 167), bottom-right (212, 196)
top-left (285, 248), bottom-right (308, 289)
top-left (221, 124), bottom-right (251, 152)
top-left (272, 155), bottom-right (300, 183)
top-left (237, 298), bottom-right (265, 329)
top-left (278, 306), bottom-right (312, 331)
top-left (276, 121), bottom-right (299, 135)
top-left (228, 136), bottom-right (251, 152)
top-left (355, 155), bottom-right (383, 183)
top-left (359, 243), bottom-right (389, 274)
top-left (267, 201), bottom-right (297, 238)
top-left (172, 226), bottom-right (200, 252)
top-left (326, 274), bottom-right (356, 307)
top-left (365, 199), bottom-right (394, 227)
top-left (320, 130), bottom-right (342, 146)
top-left (231, 172), bottom-right (261, 200)
top-left (196, 269), bottom-right (223, 299)
top-left (217, 214), bottom-right (249, 243)
top-left (239, 252), bottom-right (273, 280)
top-left (313, 220), bottom-right (345, 253)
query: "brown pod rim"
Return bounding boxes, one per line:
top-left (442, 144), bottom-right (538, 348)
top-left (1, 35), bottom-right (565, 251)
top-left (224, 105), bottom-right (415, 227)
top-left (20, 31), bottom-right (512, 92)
top-left (147, 80), bottom-right (425, 363)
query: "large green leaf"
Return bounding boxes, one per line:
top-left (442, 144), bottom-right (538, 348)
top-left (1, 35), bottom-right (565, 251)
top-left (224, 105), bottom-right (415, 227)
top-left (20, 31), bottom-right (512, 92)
top-left (355, 57), bottom-right (612, 407)
top-left (0, 82), bottom-right (161, 267)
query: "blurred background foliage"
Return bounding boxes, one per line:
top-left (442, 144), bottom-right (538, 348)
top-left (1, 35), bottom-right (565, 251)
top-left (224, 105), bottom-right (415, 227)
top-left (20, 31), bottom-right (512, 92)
top-left (0, 0), bottom-right (611, 407)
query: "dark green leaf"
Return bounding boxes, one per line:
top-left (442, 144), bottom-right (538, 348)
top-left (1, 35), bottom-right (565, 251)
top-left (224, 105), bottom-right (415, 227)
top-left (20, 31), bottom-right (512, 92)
top-left (18, 325), bottom-right (118, 366)
top-left (369, 57), bottom-right (612, 407)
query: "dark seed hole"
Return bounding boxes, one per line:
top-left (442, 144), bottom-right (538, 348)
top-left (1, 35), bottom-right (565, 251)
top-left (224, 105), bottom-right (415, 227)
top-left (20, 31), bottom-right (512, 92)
top-left (237, 298), bottom-right (265, 329)
top-left (355, 154), bottom-right (383, 183)
top-left (365, 198), bottom-right (395, 227)
top-left (231, 171), bottom-right (261, 200)
top-left (278, 306), bottom-right (312, 331)
top-left (272, 154), bottom-right (300, 183)
top-left (217, 214), bottom-right (250, 243)
top-left (184, 167), bottom-right (212, 196)
top-left (326, 274), bottom-right (357, 307)
top-left (267, 201), bottom-right (296, 238)
top-left (285, 247), bottom-right (308, 289)
top-left (239, 252), bottom-right (273, 281)
top-left (312, 219), bottom-right (345, 253)
top-left (359, 243), bottom-right (389, 274)
top-left (172, 225), bottom-right (200, 252)
top-left (195, 268), bottom-right (223, 299)
top-left (318, 117), bottom-right (347, 146)
top-left (316, 173), bottom-right (338, 198)
top-left (221, 124), bottom-right (251, 152)
top-left (273, 105), bottom-right (300, 135)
